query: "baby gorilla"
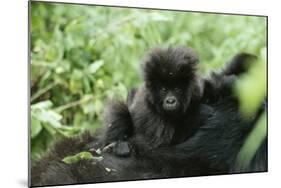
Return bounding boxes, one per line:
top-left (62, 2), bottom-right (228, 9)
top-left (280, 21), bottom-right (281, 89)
top-left (95, 46), bottom-right (256, 157)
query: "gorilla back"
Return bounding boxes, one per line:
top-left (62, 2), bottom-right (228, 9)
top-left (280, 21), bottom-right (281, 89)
top-left (31, 97), bottom-right (267, 187)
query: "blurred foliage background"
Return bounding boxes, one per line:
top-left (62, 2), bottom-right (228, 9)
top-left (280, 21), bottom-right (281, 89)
top-left (30, 2), bottom-right (267, 164)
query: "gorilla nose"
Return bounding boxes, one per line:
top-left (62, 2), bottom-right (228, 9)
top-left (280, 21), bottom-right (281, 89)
top-left (166, 97), bottom-right (176, 104)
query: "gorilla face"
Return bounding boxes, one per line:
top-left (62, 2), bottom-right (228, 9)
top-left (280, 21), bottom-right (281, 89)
top-left (160, 84), bottom-right (189, 113)
top-left (146, 80), bottom-right (192, 116)
top-left (141, 46), bottom-right (199, 116)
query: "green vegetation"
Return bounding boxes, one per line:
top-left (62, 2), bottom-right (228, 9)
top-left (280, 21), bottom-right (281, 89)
top-left (236, 112), bottom-right (267, 170)
top-left (62, 151), bottom-right (102, 164)
top-left (30, 2), bottom-right (267, 164)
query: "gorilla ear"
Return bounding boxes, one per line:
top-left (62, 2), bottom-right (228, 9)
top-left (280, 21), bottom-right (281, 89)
top-left (178, 62), bottom-right (197, 78)
top-left (183, 51), bottom-right (199, 65)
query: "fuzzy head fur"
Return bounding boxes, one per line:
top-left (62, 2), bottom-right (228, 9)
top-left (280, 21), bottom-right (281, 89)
top-left (141, 46), bottom-right (201, 116)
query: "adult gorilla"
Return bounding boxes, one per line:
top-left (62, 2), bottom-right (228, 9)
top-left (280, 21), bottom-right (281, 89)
top-left (31, 96), bottom-right (267, 187)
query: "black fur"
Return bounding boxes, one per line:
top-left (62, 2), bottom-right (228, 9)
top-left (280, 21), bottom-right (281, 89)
top-left (31, 97), bottom-right (267, 187)
top-left (101, 47), bottom-right (202, 155)
top-left (101, 47), bottom-right (256, 156)
top-left (201, 52), bottom-right (257, 103)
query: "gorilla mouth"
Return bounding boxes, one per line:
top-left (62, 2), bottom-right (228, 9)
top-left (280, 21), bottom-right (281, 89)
top-left (163, 103), bottom-right (178, 112)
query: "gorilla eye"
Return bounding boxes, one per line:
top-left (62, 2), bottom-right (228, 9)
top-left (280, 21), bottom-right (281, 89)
top-left (161, 87), bottom-right (167, 92)
top-left (175, 87), bottom-right (182, 93)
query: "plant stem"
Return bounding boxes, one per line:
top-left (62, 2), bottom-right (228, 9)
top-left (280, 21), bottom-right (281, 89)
top-left (31, 82), bottom-right (58, 102)
top-left (54, 96), bottom-right (93, 113)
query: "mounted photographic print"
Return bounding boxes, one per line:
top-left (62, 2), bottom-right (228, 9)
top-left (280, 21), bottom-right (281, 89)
top-left (29, 1), bottom-right (268, 187)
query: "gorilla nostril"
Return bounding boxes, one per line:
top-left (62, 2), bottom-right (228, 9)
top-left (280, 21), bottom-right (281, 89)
top-left (166, 98), bottom-right (176, 104)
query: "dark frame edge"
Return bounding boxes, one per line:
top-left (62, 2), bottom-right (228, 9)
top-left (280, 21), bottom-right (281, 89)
top-left (30, 0), bottom-right (268, 18)
top-left (28, 0), bottom-right (31, 187)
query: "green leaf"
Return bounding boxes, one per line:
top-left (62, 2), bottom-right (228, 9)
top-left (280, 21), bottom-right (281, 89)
top-left (89, 60), bottom-right (104, 74)
top-left (58, 126), bottom-right (81, 137)
top-left (31, 100), bottom-right (53, 110)
top-left (42, 123), bottom-right (57, 136)
top-left (35, 110), bottom-right (62, 128)
top-left (31, 115), bottom-right (43, 138)
top-left (150, 12), bottom-right (172, 22)
top-left (235, 112), bottom-right (267, 170)
top-left (62, 151), bottom-right (103, 164)
top-left (235, 61), bottom-right (267, 117)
